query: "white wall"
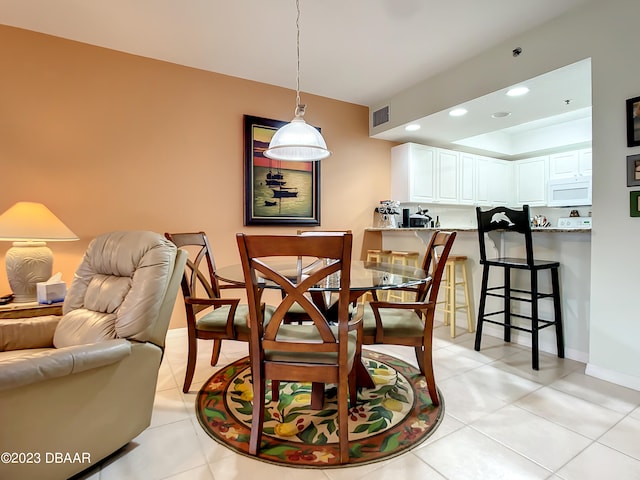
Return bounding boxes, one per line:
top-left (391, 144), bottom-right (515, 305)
top-left (373, 0), bottom-right (640, 390)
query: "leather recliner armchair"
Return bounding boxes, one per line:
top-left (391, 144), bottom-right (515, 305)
top-left (0, 230), bottom-right (187, 480)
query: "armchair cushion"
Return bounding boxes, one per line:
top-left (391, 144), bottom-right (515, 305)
top-left (0, 339), bottom-right (131, 391)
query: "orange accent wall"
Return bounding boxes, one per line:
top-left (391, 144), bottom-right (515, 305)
top-left (0, 26), bottom-right (393, 328)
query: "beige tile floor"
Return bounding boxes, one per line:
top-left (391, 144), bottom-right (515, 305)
top-left (74, 325), bottom-right (640, 480)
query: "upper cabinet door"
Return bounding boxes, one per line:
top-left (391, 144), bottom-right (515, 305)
top-left (391, 143), bottom-right (436, 203)
top-left (579, 148), bottom-right (592, 176)
top-left (549, 149), bottom-right (592, 179)
top-left (436, 148), bottom-right (459, 203)
top-left (459, 152), bottom-right (476, 205)
top-left (515, 156), bottom-right (548, 206)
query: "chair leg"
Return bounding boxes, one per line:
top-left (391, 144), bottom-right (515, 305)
top-left (474, 264), bottom-right (490, 351)
top-left (415, 345), bottom-right (439, 406)
top-left (249, 368), bottom-right (266, 456)
top-left (210, 340), bottom-right (222, 366)
top-left (504, 267), bottom-right (512, 343)
top-left (348, 366), bottom-right (358, 409)
top-left (183, 330), bottom-right (198, 393)
top-left (311, 382), bottom-right (324, 410)
top-left (531, 270), bottom-right (540, 370)
top-left (551, 267), bottom-right (565, 358)
top-left (337, 372), bottom-right (350, 464)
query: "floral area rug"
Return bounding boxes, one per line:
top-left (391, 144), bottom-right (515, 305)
top-left (196, 350), bottom-right (444, 468)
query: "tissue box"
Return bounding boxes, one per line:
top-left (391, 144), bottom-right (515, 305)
top-left (36, 281), bottom-right (66, 304)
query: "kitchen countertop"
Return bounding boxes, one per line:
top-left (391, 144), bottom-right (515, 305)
top-left (365, 227), bottom-right (592, 233)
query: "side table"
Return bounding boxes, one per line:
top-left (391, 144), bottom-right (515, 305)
top-left (0, 301), bottom-right (63, 320)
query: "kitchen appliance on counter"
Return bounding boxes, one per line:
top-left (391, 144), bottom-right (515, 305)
top-left (407, 206), bottom-right (432, 228)
top-left (557, 217), bottom-right (592, 228)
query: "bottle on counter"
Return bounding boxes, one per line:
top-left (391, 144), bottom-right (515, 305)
top-left (435, 216), bottom-right (440, 228)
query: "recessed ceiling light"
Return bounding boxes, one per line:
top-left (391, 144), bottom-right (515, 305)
top-left (506, 86), bottom-right (529, 97)
top-left (492, 111), bottom-right (511, 118)
top-left (405, 124), bottom-right (421, 131)
top-left (449, 108), bottom-right (468, 117)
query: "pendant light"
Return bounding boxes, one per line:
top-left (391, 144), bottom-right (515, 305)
top-left (264, 0), bottom-right (331, 162)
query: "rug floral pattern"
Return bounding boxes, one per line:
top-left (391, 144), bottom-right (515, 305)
top-left (196, 350), bottom-right (444, 467)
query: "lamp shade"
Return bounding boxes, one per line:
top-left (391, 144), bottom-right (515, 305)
top-left (0, 202), bottom-right (78, 241)
top-left (264, 117), bottom-right (331, 162)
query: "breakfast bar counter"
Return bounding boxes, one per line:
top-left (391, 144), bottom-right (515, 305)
top-left (361, 226), bottom-right (591, 362)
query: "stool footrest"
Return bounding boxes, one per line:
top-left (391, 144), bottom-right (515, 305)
top-left (479, 314), bottom-right (558, 333)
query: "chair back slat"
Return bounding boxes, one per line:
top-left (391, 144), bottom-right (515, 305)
top-left (165, 231), bottom-right (221, 301)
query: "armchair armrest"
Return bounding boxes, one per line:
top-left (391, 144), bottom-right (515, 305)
top-left (0, 339), bottom-right (131, 391)
top-left (0, 315), bottom-right (61, 352)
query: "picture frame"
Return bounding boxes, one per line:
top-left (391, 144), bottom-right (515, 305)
top-left (626, 95), bottom-right (640, 147)
top-left (630, 191), bottom-right (640, 217)
top-left (243, 115), bottom-right (321, 226)
top-left (627, 154), bottom-right (640, 186)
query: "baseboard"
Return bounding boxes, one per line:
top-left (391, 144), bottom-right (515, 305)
top-left (585, 363), bottom-right (640, 391)
top-left (482, 324), bottom-right (588, 363)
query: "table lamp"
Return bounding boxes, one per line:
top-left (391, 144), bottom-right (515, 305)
top-left (0, 202), bottom-right (78, 303)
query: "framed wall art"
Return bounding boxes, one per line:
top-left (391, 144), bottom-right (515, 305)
top-left (243, 115), bottom-right (320, 226)
top-left (630, 191), bottom-right (640, 217)
top-left (627, 154), bottom-right (640, 186)
top-left (626, 95), bottom-right (640, 147)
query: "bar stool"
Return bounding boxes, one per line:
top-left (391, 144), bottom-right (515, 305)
top-left (366, 249), bottom-right (392, 264)
top-left (475, 205), bottom-right (564, 370)
top-left (387, 250), bottom-right (420, 302)
top-left (361, 249), bottom-right (392, 303)
top-left (437, 255), bottom-right (474, 338)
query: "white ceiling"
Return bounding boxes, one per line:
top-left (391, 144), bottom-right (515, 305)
top-left (1, 0), bottom-right (594, 156)
top-left (373, 58), bottom-right (593, 159)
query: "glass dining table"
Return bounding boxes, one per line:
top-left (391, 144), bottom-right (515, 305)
top-left (215, 259), bottom-right (430, 301)
top-left (216, 259), bottom-right (431, 391)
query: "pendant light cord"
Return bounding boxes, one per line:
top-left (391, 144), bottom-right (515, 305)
top-left (294, 0), bottom-right (304, 117)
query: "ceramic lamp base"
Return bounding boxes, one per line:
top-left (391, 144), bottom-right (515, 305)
top-left (5, 241), bottom-right (53, 303)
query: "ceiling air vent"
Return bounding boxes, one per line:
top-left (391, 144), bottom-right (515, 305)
top-left (372, 106), bottom-right (389, 127)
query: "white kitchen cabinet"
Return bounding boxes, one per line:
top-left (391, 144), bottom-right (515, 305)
top-left (579, 148), bottom-right (592, 176)
top-left (459, 152), bottom-right (476, 205)
top-left (436, 148), bottom-right (459, 203)
top-left (476, 156), bottom-right (513, 205)
top-left (515, 156), bottom-right (548, 206)
top-left (391, 143), bottom-right (436, 203)
top-left (492, 159), bottom-right (513, 205)
top-left (549, 148), bottom-right (592, 178)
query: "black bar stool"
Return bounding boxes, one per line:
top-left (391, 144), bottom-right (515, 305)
top-left (475, 205), bottom-right (564, 370)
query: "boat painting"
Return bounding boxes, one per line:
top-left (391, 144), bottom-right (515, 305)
top-left (271, 186), bottom-right (298, 198)
top-left (244, 115), bottom-right (320, 226)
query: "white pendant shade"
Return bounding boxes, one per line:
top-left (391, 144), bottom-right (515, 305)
top-left (265, 117), bottom-right (331, 161)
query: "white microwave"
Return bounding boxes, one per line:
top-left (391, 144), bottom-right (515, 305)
top-left (548, 176), bottom-right (592, 206)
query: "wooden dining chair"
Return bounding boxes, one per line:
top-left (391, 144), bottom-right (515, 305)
top-left (236, 232), bottom-right (361, 464)
top-left (165, 232), bottom-right (271, 393)
top-left (361, 230), bottom-right (456, 406)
